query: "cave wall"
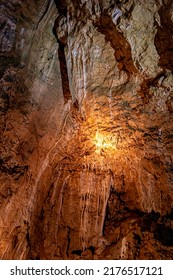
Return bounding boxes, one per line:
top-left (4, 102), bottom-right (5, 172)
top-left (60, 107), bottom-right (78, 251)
top-left (0, 0), bottom-right (173, 259)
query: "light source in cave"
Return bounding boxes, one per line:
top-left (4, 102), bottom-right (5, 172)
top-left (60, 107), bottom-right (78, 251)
top-left (94, 131), bottom-right (116, 154)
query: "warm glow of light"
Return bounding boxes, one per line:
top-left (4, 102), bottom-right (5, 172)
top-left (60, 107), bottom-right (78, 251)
top-left (94, 131), bottom-right (116, 153)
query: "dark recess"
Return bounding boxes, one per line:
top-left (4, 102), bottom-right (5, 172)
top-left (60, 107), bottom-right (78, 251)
top-left (155, 0), bottom-right (173, 72)
top-left (53, 0), bottom-right (72, 103)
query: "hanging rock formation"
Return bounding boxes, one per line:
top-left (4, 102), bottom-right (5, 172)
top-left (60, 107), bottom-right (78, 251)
top-left (0, 0), bottom-right (173, 259)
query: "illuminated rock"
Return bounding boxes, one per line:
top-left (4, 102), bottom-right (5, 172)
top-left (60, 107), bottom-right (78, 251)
top-left (0, 0), bottom-right (173, 260)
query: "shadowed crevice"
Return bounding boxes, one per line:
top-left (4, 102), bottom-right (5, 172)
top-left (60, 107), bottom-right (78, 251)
top-left (57, 42), bottom-right (72, 103)
top-left (54, 0), bottom-right (67, 16)
top-left (53, 7), bottom-right (72, 104)
top-left (155, 0), bottom-right (173, 72)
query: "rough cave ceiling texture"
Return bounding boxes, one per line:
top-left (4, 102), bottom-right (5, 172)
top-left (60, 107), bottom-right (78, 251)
top-left (0, 0), bottom-right (173, 260)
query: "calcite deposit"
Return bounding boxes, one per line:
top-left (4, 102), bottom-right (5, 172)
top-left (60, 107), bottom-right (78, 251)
top-left (0, 0), bottom-right (173, 260)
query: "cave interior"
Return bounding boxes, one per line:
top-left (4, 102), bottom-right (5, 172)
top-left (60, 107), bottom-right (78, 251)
top-left (0, 0), bottom-right (173, 260)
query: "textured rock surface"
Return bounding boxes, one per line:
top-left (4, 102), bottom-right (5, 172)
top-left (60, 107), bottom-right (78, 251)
top-left (0, 0), bottom-right (173, 259)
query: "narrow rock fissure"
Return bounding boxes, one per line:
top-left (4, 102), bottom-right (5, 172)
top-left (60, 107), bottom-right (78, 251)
top-left (155, 0), bottom-right (173, 72)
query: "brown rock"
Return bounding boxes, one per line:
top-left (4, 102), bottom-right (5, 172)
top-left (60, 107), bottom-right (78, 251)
top-left (0, 0), bottom-right (173, 260)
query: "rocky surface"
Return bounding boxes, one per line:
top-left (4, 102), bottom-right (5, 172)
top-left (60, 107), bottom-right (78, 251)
top-left (0, 0), bottom-right (173, 259)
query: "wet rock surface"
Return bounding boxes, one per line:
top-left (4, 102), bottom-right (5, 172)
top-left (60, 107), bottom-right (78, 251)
top-left (0, 0), bottom-right (173, 259)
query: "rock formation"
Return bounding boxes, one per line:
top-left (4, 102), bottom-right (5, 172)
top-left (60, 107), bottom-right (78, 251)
top-left (0, 0), bottom-right (173, 259)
